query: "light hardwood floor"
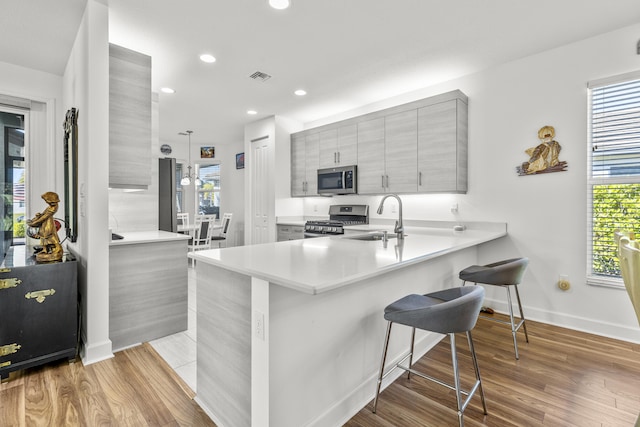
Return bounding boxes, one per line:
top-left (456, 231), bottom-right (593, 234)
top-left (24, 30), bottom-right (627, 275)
top-left (0, 343), bottom-right (214, 427)
top-left (1, 315), bottom-right (639, 426)
top-left (347, 315), bottom-right (640, 427)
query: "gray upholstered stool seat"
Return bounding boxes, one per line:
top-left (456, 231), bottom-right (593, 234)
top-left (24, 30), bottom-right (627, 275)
top-left (373, 286), bottom-right (487, 427)
top-left (459, 257), bottom-right (529, 359)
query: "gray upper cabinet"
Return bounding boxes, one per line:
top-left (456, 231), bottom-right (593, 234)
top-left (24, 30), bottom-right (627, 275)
top-left (291, 133), bottom-right (319, 196)
top-left (291, 90), bottom-right (467, 196)
top-left (356, 118), bottom-right (385, 194)
top-left (318, 124), bottom-right (357, 168)
top-left (417, 99), bottom-right (468, 193)
top-left (109, 44), bottom-right (152, 189)
top-left (383, 109), bottom-right (418, 194)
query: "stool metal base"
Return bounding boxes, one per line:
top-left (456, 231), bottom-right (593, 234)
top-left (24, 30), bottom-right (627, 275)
top-left (373, 322), bottom-right (487, 427)
top-left (466, 282), bottom-right (529, 359)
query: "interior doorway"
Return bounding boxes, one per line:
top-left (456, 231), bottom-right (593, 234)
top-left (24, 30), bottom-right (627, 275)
top-left (1, 109), bottom-right (26, 252)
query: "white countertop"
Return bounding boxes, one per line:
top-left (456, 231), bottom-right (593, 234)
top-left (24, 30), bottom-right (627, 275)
top-left (191, 224), bottom-right (506, 294)
top-left (109, 230), bottom-right (191, 246)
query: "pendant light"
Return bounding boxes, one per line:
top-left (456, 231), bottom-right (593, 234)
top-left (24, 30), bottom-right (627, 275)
top-left (179, 130), bottom-right (201, 186)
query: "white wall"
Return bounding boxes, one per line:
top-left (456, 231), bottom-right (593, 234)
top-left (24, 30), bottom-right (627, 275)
top-left (300, 23), bottom-right (640, 342)
top-left (63, 0), bottom-right (112, 364)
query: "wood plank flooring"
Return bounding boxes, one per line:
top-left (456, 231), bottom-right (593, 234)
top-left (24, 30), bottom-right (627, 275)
top-left (0, 343), bottom-right (215, 427)
top-left (346, 315), bottom-right (640, 427)
top-left (1, 316), bottom-right (639, 426)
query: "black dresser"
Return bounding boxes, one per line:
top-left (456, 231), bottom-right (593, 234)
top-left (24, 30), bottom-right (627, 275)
top-left (0, 246), bottom-right (78, 380)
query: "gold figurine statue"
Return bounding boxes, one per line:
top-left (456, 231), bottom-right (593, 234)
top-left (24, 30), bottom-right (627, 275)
top-left (27, 191), bottom-right (63, 262)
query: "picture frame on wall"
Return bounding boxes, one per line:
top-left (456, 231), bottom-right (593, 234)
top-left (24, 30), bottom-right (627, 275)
top-left (236, 152), bottom-right (245, 169)
top-left (200, 146), bottom-right (215, 158)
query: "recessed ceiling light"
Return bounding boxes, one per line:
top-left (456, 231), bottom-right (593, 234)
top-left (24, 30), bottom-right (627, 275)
top-left (269, 0), bottom-right (290, 9)
top-left (200, 54), bottom-right (216, 63)
top-left (294, 89), bottom-right (307, 96)
top-left (247, 110), bottom-right (258, 115)
top-left (160, 87), bottom-right (175, 94)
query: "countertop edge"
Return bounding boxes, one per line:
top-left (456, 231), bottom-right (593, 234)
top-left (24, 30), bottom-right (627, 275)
top-left (191, 229), bottom-right (506, 294)
top-left (109, 231), bottom-right (191, 246)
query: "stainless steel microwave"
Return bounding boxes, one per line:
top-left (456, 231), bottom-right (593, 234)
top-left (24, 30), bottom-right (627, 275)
top-left (317, 165), bottom-right (357, 195)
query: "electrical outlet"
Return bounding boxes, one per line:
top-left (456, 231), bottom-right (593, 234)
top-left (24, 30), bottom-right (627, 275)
top-left (558, 274), bottom-right (570, 291)
top-left (313, 204), bottom-right (318, 212)
top-left (391, 204), bottom-right (397, 213)
top-left (255, 310), bottom-right (265, 340)
top-left (451, 203), bottom-right (459, 214)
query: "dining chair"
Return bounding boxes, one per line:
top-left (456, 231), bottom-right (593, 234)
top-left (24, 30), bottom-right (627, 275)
top-left (188, 215), bottom-right (215, 254)
top-left (211, 213), bottom-right (232, 248)
top-left (177, 212), bottom-right (189, 234)
top-left (615, 231), bottom-right (640, 326)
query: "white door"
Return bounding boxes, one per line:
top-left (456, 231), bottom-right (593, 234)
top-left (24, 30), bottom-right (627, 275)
top-left (251, 136), bottom-right (271, 244)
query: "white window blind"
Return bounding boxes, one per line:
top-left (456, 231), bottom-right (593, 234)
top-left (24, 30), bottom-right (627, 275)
top-left (588, 73), bottom-right (640, 286)
top-left (591, 79), bottom-right (640, 179)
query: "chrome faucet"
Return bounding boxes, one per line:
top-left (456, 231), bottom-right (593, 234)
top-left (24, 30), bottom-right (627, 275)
top-left (377, 194), bottom-right (404, 240)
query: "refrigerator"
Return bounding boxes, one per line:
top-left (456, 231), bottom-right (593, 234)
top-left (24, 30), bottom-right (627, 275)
top-left (158, 157), bottom-right (177, 232)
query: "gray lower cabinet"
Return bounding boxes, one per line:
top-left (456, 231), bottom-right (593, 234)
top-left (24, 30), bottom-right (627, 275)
top-left (109, 43), bottom-right (152, 189)
top-left (0, 250), bottom-right (77, 380)
top-left (277, 224), bottom-right (304, 241)
top-left (109, 240), bottom-right (187, 350)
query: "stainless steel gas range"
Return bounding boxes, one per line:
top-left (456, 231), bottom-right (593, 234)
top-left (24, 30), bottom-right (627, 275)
top-left (304, 205), bottom-right (369, 238)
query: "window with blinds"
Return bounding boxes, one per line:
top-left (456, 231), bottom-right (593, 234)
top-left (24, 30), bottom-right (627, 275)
top-left (588, 73), bottom-right (640, 285)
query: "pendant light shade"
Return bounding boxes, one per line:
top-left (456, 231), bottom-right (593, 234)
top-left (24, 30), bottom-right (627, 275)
top-left (179, 130), bottom-right (197, 186)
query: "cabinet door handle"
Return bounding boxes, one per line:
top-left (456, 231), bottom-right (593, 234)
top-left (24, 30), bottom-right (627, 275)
top-left (334, 152), bottom-right (337, 163)
top-left (381, 175), bottom-right (385, 188)
top-left (0, 343), bottom-right (21, 357)
top-left (385, 175), bottom-right (389, 188)
top-left (419, 171), bottom-right (422, 186)
top-left (0, 278), bottom-right (21, 290)
top-left (25, 289), bottom-right (56, 303)
top-left (337, 152), bottom-right (340, 163)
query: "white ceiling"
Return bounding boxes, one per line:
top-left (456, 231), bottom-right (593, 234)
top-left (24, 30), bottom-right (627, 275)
top-left (3, 1), bottom-right (640, 148)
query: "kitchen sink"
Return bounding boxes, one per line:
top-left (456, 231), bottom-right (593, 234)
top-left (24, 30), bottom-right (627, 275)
top-left (342, 231), bottom-right (399, 241)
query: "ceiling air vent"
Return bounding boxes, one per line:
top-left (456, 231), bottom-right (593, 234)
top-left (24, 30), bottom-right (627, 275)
top-left (249, 71), bottom-right (272, 82)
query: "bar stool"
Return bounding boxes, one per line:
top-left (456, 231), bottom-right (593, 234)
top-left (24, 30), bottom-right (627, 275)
top-left (372, 286), bottom-right (487, 427)
top-left (459, 258), bottom-right (529, 359)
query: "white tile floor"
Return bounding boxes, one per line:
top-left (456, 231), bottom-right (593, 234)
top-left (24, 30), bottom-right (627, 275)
top-left (149, 266), bottom-right (197, 392)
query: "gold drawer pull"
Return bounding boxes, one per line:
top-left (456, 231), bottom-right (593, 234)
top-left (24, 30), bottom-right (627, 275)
top-left (0, 278), bottom-right (21, 290)
top-left (25, 289), bottom-right (56, 303)
top-left (0, 343), bottom-right (21, 357)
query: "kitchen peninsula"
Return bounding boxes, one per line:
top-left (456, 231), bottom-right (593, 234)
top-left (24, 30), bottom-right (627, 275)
top-left (109, 230), bottom-right (190, 350)
top-left (190, 223), bottom-right (506, 427)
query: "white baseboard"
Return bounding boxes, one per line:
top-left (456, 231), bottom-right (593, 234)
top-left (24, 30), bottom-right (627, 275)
top-left (307, 332), bottom-right (445, 427)
top-left (484, 297), bottom-right (640, 344)
top-left (80, 338), bottom-right (113, 366)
